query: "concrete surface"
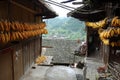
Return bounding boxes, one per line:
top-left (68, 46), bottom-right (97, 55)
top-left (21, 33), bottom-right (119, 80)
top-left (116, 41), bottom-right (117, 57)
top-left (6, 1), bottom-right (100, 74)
top-left (22, 65), bottom-right (83, 80)
top-left (86, 58), bottom-right (103, 80)
top-left (22, 58), bottom-right (103, 80)
top-left (22, 66), bottom-right (49, 80)
top-left (45, 66), bottom-right (77, 80)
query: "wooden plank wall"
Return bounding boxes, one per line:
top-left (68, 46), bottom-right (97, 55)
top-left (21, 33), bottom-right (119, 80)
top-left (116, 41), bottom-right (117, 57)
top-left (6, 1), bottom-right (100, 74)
top-left (0, 0), bottom-right (43, 80)
top-left (22, 41), bottom-right (30, 74)
top-left (22, 38), bottom-right (41, 73)
top-left (0, 48), bottom-right (13, 80)
top-left (0, 0), bottom-right (39, 23)
top-left (0, 37), bottom-right (41, 80)
top-left (12, 0), bottom-right (34, 10)
top-left (34, 37), bottom-right (41, 58)
top-left (0, 1), bottom-right (8, 20)
top-left (29, 39), bottom-right (35, 65)
top-left (13, 44), bottom-right (24, 80)
top-left (10, 2), bottom-right (34, 23)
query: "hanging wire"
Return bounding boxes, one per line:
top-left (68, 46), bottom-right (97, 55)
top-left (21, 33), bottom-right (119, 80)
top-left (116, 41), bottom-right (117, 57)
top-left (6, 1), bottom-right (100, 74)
top-left (49, 0), bottom-right (76, 9)
top-left (43, 0), bottom-right (82, 14)
top-left (61, 0), bottom-right (76, 3)
top-left (42, 0), bottom-right (75, 11)
top-left (42, 0), bottom-right (102, 17)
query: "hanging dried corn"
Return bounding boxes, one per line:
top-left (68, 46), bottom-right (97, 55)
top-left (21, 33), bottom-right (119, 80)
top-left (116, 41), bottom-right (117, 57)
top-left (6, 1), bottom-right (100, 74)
top-left (0, 20), bottom-right (47, 44)
top-left (85, 18), bottom-right (107, 28)
top-left (86, 16), bottom-right (120, 47)
top-left (111, 16), bottom-right (120, 27)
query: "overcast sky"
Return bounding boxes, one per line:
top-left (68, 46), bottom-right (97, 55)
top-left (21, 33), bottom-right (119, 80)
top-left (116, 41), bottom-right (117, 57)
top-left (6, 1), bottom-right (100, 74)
top-left (46, 0), bottom-right (82, 17)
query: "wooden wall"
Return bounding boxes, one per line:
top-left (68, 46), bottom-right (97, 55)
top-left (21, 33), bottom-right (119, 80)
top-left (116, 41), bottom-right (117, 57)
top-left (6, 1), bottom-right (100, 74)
top-left (0, 37), bottom-right (41, 80)
top-left (9, 3), bottom-right (35, 23)
top-left (0, 1), bottom-right (8, 20)
top-left (22, 41), bottom-right (30, 74)
top-left (0, 0), bottom-right (41, 23)
top-left (29, 40), bottom-right (35, 67)
top-left (0, 48), bottom-right (13, 80)
top-left (0, 0), bottom-right (43, 80)
top-left (13, 44), bottom-right (23, 80)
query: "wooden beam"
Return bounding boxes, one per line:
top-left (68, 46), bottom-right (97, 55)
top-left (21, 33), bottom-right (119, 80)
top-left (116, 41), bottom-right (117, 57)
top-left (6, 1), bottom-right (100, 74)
top-left (10, 0), bottom-right (37, 14)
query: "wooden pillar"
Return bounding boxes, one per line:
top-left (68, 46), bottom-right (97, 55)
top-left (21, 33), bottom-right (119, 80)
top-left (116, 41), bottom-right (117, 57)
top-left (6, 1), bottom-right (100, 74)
top-left (103, 44), bottom-right (110, 67)
top-left (40, 35), bottom-right (42, 55)
top-left (102, 2), bottom-right (114, 68)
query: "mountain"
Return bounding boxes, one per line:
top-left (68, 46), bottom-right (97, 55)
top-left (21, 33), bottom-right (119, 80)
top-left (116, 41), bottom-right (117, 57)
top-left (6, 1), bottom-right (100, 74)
top-left (43, 17), bottom-right (86, 40)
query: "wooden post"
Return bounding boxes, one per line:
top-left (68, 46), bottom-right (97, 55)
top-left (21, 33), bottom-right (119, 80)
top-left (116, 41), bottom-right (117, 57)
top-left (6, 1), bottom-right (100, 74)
top-left (103, 44), bottom-right (110, 69)
top-left (40, 35), bottom-right (42, 56)
top-left (102, 2), bottom-right (113, 68)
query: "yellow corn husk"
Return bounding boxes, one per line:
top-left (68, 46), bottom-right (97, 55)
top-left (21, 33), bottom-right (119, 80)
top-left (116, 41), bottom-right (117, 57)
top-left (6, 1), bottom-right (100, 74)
top-left (111, 16), bottom-right (120, 27)
top-left (85, 18), bottom-right (107, 28)
top-left (35, 56), bottom-right (46, 64)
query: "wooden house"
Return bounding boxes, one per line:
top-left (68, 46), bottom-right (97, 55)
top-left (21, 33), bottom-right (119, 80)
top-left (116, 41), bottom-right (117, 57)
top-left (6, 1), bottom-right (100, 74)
top-left (68, 0), bottom-right (120, 79)
top-left (0, 0), bottom-right (57, 80)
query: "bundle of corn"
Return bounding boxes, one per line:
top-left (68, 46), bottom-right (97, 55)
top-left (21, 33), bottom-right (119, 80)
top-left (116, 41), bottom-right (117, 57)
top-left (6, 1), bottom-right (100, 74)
top-left (0, 20), bottom-right (11, 32)
top-left (35, 55), bottom-right (46, 64)
top-left (84, 17), bottom-right (120, 29)
top-left (11, 22), bottom-right (46, 31)
top-left (85, 18), bottom-right (107, 28)
top-left (111, 16), bottom-right (120, 27)
top-left (0, 20), bottom-right (48, 43)
top-left (85, 16), bottom-right (120, 47)
top-left (99, 28), bottom-right (120, 39)
top-left (0, 21), bottom-right (46, 31)
top-left (98, 28), bottom-right (120, 47)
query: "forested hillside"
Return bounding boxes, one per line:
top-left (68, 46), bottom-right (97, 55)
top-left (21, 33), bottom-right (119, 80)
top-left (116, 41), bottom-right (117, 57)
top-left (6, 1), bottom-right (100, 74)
top-left (43, 17), bottom-right (86, 41)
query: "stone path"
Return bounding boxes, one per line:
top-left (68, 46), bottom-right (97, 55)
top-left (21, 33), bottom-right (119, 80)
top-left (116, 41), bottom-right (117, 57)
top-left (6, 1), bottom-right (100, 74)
top-left (22, 66), bottom-right (49, 80)
top-left (22, 65), bottom-right (83, 80)
top-left (86, 57), bottom-right (103, 80)
top-left (22, 57), bottom-right (103, 80)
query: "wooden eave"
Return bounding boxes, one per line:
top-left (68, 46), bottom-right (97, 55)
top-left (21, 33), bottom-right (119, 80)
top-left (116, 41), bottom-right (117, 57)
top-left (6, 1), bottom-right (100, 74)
top-left (37, 0), bottom-right (58, 19)
top-left (68, 1), bottom-right (120, 22)
top-left (8, 0), bottom-right (58, 19)
top-left (67, 5), bottom-right (106, 22)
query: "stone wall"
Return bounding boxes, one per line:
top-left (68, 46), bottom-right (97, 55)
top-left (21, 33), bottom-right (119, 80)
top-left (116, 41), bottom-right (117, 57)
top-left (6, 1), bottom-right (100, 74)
top-left (42, 39), bottom-right (83, 63)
